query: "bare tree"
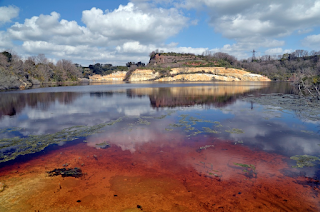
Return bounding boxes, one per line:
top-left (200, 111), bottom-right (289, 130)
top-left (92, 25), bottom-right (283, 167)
top-left (35, 54), bottom-right (48, 64)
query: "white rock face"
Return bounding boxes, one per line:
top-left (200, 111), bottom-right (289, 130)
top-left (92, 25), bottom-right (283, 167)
top-left (89, 67), bottom-right (271, 82)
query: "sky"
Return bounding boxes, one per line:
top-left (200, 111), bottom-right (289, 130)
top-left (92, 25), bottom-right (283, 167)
top-left (0, 0), bottom-right (320, 66)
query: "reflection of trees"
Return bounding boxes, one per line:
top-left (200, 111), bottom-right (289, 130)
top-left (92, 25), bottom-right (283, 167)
top-left (0, 92), bottom-right (81, 118)
top-left (90, 92), bottom-right (113, 97)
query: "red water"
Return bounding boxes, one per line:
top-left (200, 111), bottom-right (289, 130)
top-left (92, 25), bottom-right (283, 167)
top-left (0, 135), bottom-right (319, 212)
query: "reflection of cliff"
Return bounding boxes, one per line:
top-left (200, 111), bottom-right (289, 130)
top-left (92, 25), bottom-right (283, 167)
top-left (128, 82), bottom-right (290, 108)
top-left (0, 92), bottom-right (81, 118)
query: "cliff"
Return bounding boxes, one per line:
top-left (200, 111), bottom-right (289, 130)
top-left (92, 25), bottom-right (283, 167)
top-left (89, 71), bottom-right (127, 81)
top-left (169, 67), bottom-right (270, 81)
top-left (129, 69), bottom-right (159, 82)
top-left (88, 67), bottom-right (271, 82)
top-left (130, 67), bottom-right (270, 82)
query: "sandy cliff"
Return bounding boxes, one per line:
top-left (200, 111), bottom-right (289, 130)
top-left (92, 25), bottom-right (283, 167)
top-left (89, 71), bottom-right (127, 81)
top-left (169, 67), bottom-right (270, 81)
top-left (129, 69), bottom-right (159, 82)
top-left (88, 67), bottom-right (271, 82)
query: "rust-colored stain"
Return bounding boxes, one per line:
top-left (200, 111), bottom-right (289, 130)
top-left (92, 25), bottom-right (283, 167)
top-left (0, 136), bottom-right (319, 212)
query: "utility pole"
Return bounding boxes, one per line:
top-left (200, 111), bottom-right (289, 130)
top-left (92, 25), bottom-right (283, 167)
top-left (252, 49), bottom-right (256, 62)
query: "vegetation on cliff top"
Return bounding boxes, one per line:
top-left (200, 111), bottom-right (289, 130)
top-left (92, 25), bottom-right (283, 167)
top-left (146, 49), bottom-right (320, 98)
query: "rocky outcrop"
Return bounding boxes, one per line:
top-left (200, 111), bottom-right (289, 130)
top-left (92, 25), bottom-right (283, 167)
top-left (129, 69), bottom-right (159, 82)
top-left (149, 54), bottom-right (197, 66)
top-left (0, 70), bottom-right (32, 90)
top-left (89, 71), bottom-right (127, 81)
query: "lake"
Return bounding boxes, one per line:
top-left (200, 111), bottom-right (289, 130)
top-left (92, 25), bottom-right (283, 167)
top-left (0, 81), bottom-right (319, 211)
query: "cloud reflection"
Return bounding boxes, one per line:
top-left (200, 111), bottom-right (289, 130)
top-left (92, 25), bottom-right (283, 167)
top-left (86, 118), bottom-right (183, 153)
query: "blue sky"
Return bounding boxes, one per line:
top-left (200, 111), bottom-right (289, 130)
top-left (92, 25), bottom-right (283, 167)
top-left (0, 0), bottom-right (320, 66)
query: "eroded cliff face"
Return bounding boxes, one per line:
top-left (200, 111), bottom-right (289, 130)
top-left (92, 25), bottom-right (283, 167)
top-left (88, 67), bottom-right (271, 82)
top-left (169, 67), bottom-right (270, 81)
top-left (89, 71), bottom-right (127, 81)
top-left (129, 69), bottom-right (159, 82)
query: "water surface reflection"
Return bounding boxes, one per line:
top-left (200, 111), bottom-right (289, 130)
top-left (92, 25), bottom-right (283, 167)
top-left (0, 82), bottom-right (319, 211)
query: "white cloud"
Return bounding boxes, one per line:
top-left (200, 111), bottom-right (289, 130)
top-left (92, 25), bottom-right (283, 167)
top-left (82, 2), bottom-right (188, 44)
top-left (0, 31), bottom-right (14, 50)
top-left (297, 28), bottom-right (313, 34)
top-left (209, 39), bottom-right (285, 59)
top-left (21, 41), bottom-right (117, 63)
top-left (8, 12), bottom-right (92, 44)
top-left (265, 48), bottom-right (292, 55)
top-left (0, 6), bottom-right (19, 25)
top-left (117, 41), bottom-right (207, 54)
top-left (302, 34), bottom-right (320, 47)
top-left (3, 2), bottom-right (201, 65)
top-left (179, 0), bottom-right (320, 51)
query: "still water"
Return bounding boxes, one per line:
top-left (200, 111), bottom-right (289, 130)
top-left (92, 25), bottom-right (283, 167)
top-left (0, 82), bottom-right (319, 211)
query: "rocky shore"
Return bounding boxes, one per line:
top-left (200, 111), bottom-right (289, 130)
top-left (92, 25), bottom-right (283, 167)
top-left (0, 71), bottom-right (33, 90)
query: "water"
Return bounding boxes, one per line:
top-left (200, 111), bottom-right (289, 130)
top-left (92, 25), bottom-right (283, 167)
top-left (0, 82), bottom-right (319, 211)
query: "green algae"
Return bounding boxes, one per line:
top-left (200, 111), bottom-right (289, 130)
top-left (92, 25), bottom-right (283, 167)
top-left (202, 127), bottom-right (220, 134)
top-left (141, 114), bottom-right (167, 119)
top-left (300, 130), bottom-right (314, 135)
top-left (0, 117), bottom-right (123, 163)
top-left (213, 121), bottom-right (222, 127)
top-left (188, 117), bottom-right (216, 125)
top-left (165, 115), bottom-right (225, 137)
top-left (169, 123), bottom-right (184, 128)
top-left (225, 128), bottom-right (244, 134)
top-left (233, 162), bottom-right (257, 178)
top-left (95, 141), bottom-right (110, 149)
top-left (234, 163), bottom-right (256, 171)
top-left (0, 128), bottom-right (23, 134)
top-left (136, 118), bottom-right (150, 125)
top-left (199, 145), bottom-right (214, 150)
top-left (290, 155), bottom-right (320, 168)
top-left (191, 130), bottom-right (202, 136)
top-left (165, 128), bottom-right (173, 132)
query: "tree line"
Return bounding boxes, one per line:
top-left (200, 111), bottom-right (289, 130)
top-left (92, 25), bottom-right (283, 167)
top-left (203, 50), bottom-right (320, 98)
top-left (0, 51), bottom-right (148, 83)
top-left (0, 51), bottom-right (82, 84)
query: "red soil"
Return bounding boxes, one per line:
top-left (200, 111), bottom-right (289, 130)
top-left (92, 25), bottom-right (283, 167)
top-left (0, 135), bottom-right (319, 212)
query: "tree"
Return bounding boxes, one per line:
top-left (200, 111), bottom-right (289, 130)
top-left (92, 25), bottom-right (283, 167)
top-left (35, 54), bottom-right (48, 64)
top-left (1, 51), bottom-right (12, 62)
top-left (149, 51), bottom-right (156, 59)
